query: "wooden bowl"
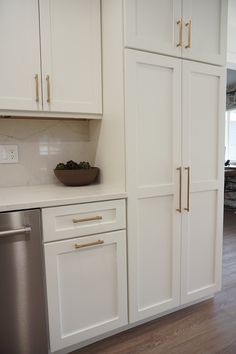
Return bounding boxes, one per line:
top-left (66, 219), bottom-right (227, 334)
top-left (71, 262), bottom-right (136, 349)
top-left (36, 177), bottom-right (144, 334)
top-left (54, 168), bottom-right (99, 186)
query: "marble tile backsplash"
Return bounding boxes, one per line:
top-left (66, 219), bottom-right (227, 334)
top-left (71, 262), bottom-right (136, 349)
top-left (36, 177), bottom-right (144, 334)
top-left (0, 118), bottom-right (95, 187)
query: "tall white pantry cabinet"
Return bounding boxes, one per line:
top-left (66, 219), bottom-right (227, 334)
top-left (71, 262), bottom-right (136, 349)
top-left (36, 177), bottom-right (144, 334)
top-left (102, 0), bottom-right (227, 325)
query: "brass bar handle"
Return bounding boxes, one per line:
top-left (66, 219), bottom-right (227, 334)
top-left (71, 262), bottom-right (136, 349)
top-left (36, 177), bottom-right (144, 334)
top-left (177, 18), bottom-right (182, 47)
top-left (73, 215), bottom-right (103, 223)
top-left (46, 75), bottom-right (50, 103)
top-left (34, 74), bottom-right (39, 102)
top-left (176, 167), bottom-right (182, 213)
top-left (75, 239), bottom-right (104, 250)
top-left (185, 20), bottom-right (191, 49)
top-left (184, 167), bottom-right (190, 212)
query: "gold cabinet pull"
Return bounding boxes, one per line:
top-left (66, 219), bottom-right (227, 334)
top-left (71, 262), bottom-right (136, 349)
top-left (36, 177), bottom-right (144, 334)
top-left (177, 18), bottom-right (182, 47)
top-left (73, 215), bottom-right (103, 223)
top-left (184, 167), bottom-right (190, 212)
top-left (34, 74), bottom-right (39, 102)
top-left (176, 167), bottom-right (182, 213)
top-left (46, 75), bottom-right (51, 103)
top-left (185, 20), bottom-right (191, 48)
top-left (74, 239), bottom-right (104, 249)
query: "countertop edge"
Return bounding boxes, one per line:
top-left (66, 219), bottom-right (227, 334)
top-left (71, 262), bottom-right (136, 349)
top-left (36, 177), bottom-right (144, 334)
top-left (0, 185), bottom-right (127, 212)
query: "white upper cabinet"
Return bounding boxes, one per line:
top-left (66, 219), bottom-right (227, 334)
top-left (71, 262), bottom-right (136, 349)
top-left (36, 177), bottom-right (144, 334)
top-left (39, 0), bottom-right (102, 114)
top-left (227, 0), bottom-right (236, 69)
top-left (182, 0), bottom-right (227, 66)
top-left (124, 0), bottom-right (182, 58)
top-left (124, 0), bottom-right (228, 66)
top-left (0, 0), bottom-right (102, 117)
top-left (0, 0), bottom-right (42, 111)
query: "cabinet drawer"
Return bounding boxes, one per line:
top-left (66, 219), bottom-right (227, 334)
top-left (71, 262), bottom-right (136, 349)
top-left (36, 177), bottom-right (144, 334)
top-left (42, 199), bottom-right (126, 242)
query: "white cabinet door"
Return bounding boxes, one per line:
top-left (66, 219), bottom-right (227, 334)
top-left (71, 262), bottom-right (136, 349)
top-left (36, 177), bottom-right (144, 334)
top-left (125, 50), bottom-right (182, 323)
top-left (227, 0), bottom-right (236, 69)
top-left (124, 0), bottom-right (182, 57)
top-left (0, 0), bottom-right (42, 111)
top-left (182, 0), bottom-right (227, 65)
top-left (44, 231), bottom-right (128, 352)
top-left (181, 61), bottom-right (225, 304)
top-left (39, 0), bottom-right (102, 114)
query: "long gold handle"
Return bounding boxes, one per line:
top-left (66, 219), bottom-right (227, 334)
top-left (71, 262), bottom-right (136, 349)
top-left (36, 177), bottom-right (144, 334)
top-left (185, 20), bottom-right (191, 48)
top-left (176, 167), bottom-right (182, 213)
top-left (73, 215), bottom-right (103, 223)
top-left (35, 74), bottom-right (39, 102)
top-left (177, 18), bottom-right (182, 47)
top-left (74, 239), bottom-right (104, 249)
top-left (184, 167), bottom-right (190, 212)
top-left (46, 75), bottom-right (50, 103)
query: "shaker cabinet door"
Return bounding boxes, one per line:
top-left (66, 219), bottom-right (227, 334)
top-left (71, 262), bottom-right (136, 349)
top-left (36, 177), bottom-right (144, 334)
top-left (181, 60), bottom-right (225, 304)
top-left (44, 231), bottom-right (128, 352)
top-left (0, 0), bottom-right (42, 111)
top-left (227, 0), bottom-right (236, 69)
top-left (39, 0), bottom-right (102, 114)
top-left (124, 0), bottom-right (182, 57)
top-left (182, 0), bottom-right (227, 65)
top-left (124, 0), bottom-right (227, 66)
top-left (125, 49), bottom-right (182, 323)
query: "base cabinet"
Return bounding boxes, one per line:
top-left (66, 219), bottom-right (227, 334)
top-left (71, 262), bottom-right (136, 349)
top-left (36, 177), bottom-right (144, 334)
top-left (44, 231), bottom-right (128, 352)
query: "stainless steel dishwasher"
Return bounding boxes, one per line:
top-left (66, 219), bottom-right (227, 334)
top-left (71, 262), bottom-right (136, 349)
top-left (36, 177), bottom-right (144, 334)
top-left (0, 209), bottom-right (48, 354)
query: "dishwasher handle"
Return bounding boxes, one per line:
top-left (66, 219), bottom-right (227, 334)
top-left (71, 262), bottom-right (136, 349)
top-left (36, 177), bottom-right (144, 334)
top-left (0, 226), bottom-right (32, 238)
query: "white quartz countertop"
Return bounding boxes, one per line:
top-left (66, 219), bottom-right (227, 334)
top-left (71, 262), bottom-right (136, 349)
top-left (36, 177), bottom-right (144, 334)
top-left (0, 184), bottom-right (127, 212)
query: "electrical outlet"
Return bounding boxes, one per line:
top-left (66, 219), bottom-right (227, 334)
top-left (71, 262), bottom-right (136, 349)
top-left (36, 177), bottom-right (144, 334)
top-left (0, 145), bottom-right (19, 164)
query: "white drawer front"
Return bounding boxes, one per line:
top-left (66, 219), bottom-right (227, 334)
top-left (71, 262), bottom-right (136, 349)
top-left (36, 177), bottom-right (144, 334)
top-left (42, 199), bottom-right (126, 242)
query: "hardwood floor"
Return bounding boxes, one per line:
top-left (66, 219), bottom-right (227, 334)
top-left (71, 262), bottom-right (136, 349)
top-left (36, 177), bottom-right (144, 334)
top-left (73, 210), bottom-right (236, 354)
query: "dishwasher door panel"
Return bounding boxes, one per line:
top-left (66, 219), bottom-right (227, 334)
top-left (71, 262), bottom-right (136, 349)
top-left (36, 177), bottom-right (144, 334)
top-left (0, 209), bottom-right (48, 354)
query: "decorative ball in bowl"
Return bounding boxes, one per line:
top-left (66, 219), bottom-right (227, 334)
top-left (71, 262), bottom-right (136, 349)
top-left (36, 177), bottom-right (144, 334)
top-left (54, 160), bottom-right (99, 186)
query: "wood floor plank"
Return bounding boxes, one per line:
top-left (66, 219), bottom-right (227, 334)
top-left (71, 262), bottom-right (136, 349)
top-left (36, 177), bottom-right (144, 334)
top-left (72, 210), bottom-right (236, 354)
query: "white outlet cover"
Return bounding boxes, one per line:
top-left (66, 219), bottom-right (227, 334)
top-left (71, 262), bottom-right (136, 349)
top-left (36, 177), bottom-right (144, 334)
top-left (0, 145), bottom-right (19, 164)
